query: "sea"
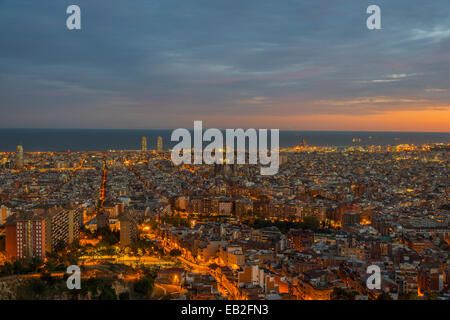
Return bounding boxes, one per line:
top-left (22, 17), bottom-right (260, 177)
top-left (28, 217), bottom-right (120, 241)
top-left (0, 129), bottom-right (449, 152)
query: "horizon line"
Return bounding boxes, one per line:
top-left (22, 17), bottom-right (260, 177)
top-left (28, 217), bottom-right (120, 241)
top-left (0, 128), bottom-right (449, 134)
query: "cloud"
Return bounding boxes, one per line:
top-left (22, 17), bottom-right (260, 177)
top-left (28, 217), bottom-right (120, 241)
top-left (317, 96), bottom-right (430, 106)
top-left (360, 73), bottom-right (417, 84)
top-left (410, 27), bottom-right (450, 42)
top-left (0, 0), bottom-right (449, 130)
top-left (425, 88), bottom-right (447, 93)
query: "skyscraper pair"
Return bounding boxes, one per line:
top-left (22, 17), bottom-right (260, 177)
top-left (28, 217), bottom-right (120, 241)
top-left (142, 136), bottom-right (163, 152)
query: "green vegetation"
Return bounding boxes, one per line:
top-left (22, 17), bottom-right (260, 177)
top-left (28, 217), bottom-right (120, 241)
top-left (376, 292), bottom-right (393, 300)
top-left (159, 215), bottom-right (190, 228)
top-left (1, 262), bottom-right (167, 300)
top-left (119, 291), bottom-right (130, 300)
top-left (129, 239), bottom-right (164, 256)
top-left (133, 277), bottom-right (154, 298)
top-left (79, 277), bottom-right (120, 300)
top-left (15, 277), bottom-right (77, 300)
top-left (244, 216), bottom-right (320, 233)
top-left (0, 257), bottom-right (44, 277)
top-left (45, 246), bottom-right (79, 272)
top-left (98, 284), bottom-right (118, 300)
top-left (40, 271), bottom-right (55, 285)
top-left (187, 213), bottom-right (233, 222)
top-left (169, 249), bottom-right (182, 257)
top-left (95, 227), bottom-right (120, 245)
top-left (130, 266), bottom-right (159, 299)
top-left (17, 279), bottom-right (46, 299)
top-left (426, 293), bottom-right (440, 300)
top-left (331, 287), bottom-right (358, 300)
top-left (398, 292), bottom-right (418, 300)
top-left (208, 263), bottom-right (219, 270)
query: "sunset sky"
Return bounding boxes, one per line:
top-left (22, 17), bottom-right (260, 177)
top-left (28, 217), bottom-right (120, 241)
top-left (0, 0), bottom-right (449, 131)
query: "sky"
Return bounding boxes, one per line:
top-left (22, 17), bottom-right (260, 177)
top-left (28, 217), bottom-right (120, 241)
top-left (0, 0), bottom-right (449, 131)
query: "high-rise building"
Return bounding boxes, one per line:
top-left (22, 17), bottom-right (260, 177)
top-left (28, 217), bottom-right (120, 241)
top-left (142, 136), bottom-right (147, 152)
top-left (157, 136), bottom-right (163, 152)
top-left (119, 211), bottom-right (138, 247)
top-left (5, 207), bottom-right (81, 259)
top-left (4, 217), bottom-right (17, 258)
top-left (44, 207), bottom-right (81, 250)
top-left (0, 205), bottom-right (12, 225)
top-left (15, 212), bottom-right (47, 260)
top-left (301, 138), bottom-right (307, 148)
top-left (16, 143), bottom-right (24, 169)
top-left (0, 157), bottom-right (7, 168)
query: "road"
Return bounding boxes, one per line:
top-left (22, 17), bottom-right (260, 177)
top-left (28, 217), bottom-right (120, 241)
top-left (145, 229), bottom-right (243, 299)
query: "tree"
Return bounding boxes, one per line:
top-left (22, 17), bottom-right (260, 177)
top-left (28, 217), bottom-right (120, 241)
top-left (208, 263), bottom-right (219, 270)
top-left (427, 293), bottom-right (440, 300)
top-left (331, 287), bottom-right (357, 300)
top-left (0, 262), bottom-right (13, 276)
top-left (28, 279), bottom-right (46, 296)
top-left (377, 292), bottom-right (393, 300)
top-left (169, 249), bottom-right (182, 257)
top-left (98, 284), bottom-right (118, 300)
top-left (119, 292), bottom-right (130, 300)
top-left (142, 266), bottom-right (160, 279)
top-left (301, 216), bottom-right (320, 230)
top-left (54, 239), bottom-right (67, 253)
top-left (133, 278), bottom-right (154, 297)
top-left (97, 227), bottom-right (120, 245)
top-left (40, 271), bottom-right (54, 285)
top-left (28, 257), bottom-right (44, 272)
top-left (398, 292), bottom-right (417, 300)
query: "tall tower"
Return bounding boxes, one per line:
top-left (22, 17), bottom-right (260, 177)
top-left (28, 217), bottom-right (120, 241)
top-left (142, 136), bottom-right (147, 152)
top-left (157, 136), bottom-right (163, 152)
top-left (16, 143), bottom-right (24, 169)
top-left (301, 138), bottom-right (307, 148)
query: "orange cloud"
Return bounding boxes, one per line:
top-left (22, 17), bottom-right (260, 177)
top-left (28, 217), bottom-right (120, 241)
top-left (192, 108), bottom-right (450, 132)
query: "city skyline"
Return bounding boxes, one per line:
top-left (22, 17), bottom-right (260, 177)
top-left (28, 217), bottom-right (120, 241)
top-left (0, 1), bottom-right (449, 305)
top-left (0, 1), bottom-right (449, 131)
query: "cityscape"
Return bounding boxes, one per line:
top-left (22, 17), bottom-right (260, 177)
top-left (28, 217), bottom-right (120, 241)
top-left (0, 0), bottom-right (449, 308)
top-left (0, 137), bottom-right (448, 300)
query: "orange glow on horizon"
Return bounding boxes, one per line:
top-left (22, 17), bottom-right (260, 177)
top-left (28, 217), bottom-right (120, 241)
top-left (190, 108), bottom-right (450, 132)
